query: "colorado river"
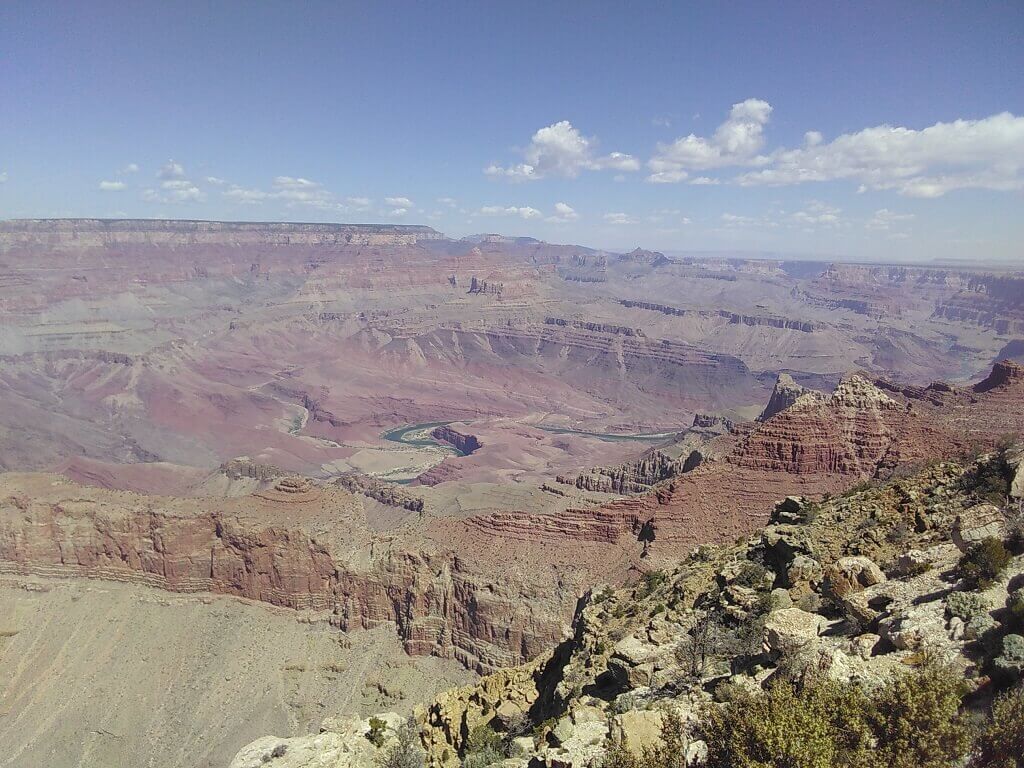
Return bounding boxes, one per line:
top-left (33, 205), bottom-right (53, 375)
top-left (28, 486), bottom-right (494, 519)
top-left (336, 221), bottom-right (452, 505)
top-left (381, 422), bottom-right (471, 456)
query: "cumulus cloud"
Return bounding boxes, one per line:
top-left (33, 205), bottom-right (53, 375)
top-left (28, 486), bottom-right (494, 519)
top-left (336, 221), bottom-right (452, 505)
top-left (224, 176), bottom-right (346, 210)
top-left (736, 111), bottom-right (1024, 197)
top-left (790, 200), bottom-right (842, 227)
top-left (142, 161), bottom-right (205, 203)
top-left (346, 196), bottom-right (372, 209)
top-left (647, 98), bottom-right (772, 182)
top-left (121, 163), bottom-right (139, 174)
top-left (98, 180), bottom-right (126, 191)
top-left (205, 176), bottom-right (227, 186)
top-left (477, 205), bottom-right (543, 220)
top-left (603, 212), bottom-right (637, 225)
top-left (385, 207), bottom-right (408, 217)
top-left (866, 208), bottom-right (914, 231)
top-left (0, 171), bottom-right (9, 183)
top-left (158, 160), bottom-right (186, 180)
top-left (437, 197), bottom-right (458, 207)
top-left (486, 120), bottom-right (639, 181)
top-left (546, 202), bottom-right (579, 223)
top-left (385, 196), bottom-right (414, 208)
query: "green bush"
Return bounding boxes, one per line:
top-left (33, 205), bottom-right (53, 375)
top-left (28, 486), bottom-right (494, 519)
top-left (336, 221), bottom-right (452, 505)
top-left (462, 723), bottom-right (503, 768)
top-left (946, 591), bottom-right (990, 621)
top-left (959, 538), bottom-right (1012, 589)
top-left (970, 685), bottom-right (1024, 768)
top-left (870, 662), bottom-right (973, 768)
top-left (367, 716), bottom-right (388, 747)
top-left (379, 718), bottom-right (425, 768)
top-left (703, 677), bottom-right (874, 768)
top-left (700, 664), bottom-right (971, 768)
top-left (600, 736), bottom-right (638, 768)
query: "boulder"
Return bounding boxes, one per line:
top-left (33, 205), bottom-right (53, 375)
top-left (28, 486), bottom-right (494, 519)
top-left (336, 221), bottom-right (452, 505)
top-left (607, 637), bottom-right (658, 688)
top-left (896, 549), bottom-right (931, 576)
top-left (786, 555), bottom-right (823, 587)
top-left (824, 556), bottom-right (886, 599)
top-left (763, 608), bottom-right (824, 654)
top-left (851, 633), bottom-right (879, 660)
top-left (771, 496), bottom-right (807, 524)
top-left (952, 504), bottom-right (1006, 552)
top-left (609, 710), bottom-right (664, 758)
top-left (1006, 444), bottom-right (1024, 499)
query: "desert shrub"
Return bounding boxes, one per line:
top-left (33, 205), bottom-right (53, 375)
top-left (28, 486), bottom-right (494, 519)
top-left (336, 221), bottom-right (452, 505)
top-left (1009, 588), bottom-right (1024, 626)
top-left (959, 538), bottom-right (1013, 589)
top-left (639, 710), bottom-right (686, 768)
top-left (379, 718), bottom-right (424, 768)
top-left (367, 716), bottom-right (388, 747)
top-left (970, 685), bottom-right (1024, 768)
top-left (462, 723), bottom-right (503, 768)
top-left (700, 664), bottom-right (971, 768)
top-left (732, 561), bottom-right (771, 590)
top-left (870, 662), bottom-right (973, 768)
top-left (964, 456), bottom-right (1012, 505)
top-left (702, 677), bottom-right (874, 768)
top-left (946, 591), bottom-right (990, 621)
top-left (600, 736), bottom-right (638, 768)
top-left (637, 570), bottom-right (667, 598)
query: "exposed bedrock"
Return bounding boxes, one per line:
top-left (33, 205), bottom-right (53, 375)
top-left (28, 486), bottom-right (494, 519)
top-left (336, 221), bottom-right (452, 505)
top-left (557, 450), bottom-right (681, 495)
top-left (758, 373), bottom-right (813, 421)
top-left (0, 478), bottom-right (568, 673)
top-left (430, 426), bottom-right (482, 455)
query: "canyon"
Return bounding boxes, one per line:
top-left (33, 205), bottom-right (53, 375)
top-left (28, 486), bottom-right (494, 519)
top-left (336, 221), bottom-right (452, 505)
top-left (1, 218), bottom-right (1023, 766)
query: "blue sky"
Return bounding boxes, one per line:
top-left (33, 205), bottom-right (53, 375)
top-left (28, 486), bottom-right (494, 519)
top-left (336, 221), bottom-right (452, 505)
top-left (2, 1), bottom-right (1022, 262)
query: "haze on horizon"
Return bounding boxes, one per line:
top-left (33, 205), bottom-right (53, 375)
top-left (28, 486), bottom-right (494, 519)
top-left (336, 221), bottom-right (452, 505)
top-left (1, 1), bottom-right (1023, 264)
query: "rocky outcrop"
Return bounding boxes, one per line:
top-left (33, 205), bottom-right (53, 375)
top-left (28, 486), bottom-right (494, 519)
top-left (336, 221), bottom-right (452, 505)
top-left (336, 472), bottom-right (425, 512)
top-left (231, 453), bottom-right (1024, 768)
top-left (619, 300), bottom-right (817, 332)
top-left (429, 426), bottom-right (482, 455)
top-left (558, 451), bottom-right (680, 495)
top-left (758, 373), bottom-right (814, 421)
top-left (544, 317), bottom-right (646, 337)
top-left (219, 457), bottom-right (285, 482)
top-left (0, 475), bottom-right (571, 673)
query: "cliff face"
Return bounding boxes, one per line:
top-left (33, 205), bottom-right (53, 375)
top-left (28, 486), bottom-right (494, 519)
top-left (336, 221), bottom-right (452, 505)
top-left (430, 426), bottom-right (482, 455)
top-left (558, 451), bottom-right (681, 495)
top-left (0, 476), bottom-right (567, 673)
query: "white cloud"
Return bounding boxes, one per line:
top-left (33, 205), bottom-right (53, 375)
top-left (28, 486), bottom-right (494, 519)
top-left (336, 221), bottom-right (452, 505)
top-left (346, 196), bottom-right (372, 209)
top-left (121, 163), bottom-right (139, 174)
top-left (647, 98), bottom-right (772, 182)
top-left (437, 197), bottom-right (458, 207)
top-left (736, 111), bottom-right (1024, 197)
top-left (143, 161), bottom-right (205, 202)
top-left (98, 180), bottom-right (126, 191)
top-left (0, 171), bottom-right (8, 184)
top-left (385, 207), bottom-right (408, 217)
top-left (158, 160), bottom-right (186, 180)
top-left (689, 176), bottom-right (720, 186)
top-left (866, 208), bottom-right (914, 231)
top-left (603, 212), bottom-right (637, 225)
top-left (224, 186), bottom-right (270, 204)
top-left (486, 120), bottom-right (638, 180)
top-left (205, 176), bottom-right (227, 186)
top-left (546, 202), bottom-right (579, 223)
top-left (478, 205), bottom-right (543, 220)
top-left (790, 200), bottom-right (842, 227)
top-left (385, 196), bottom-right (414, 208)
